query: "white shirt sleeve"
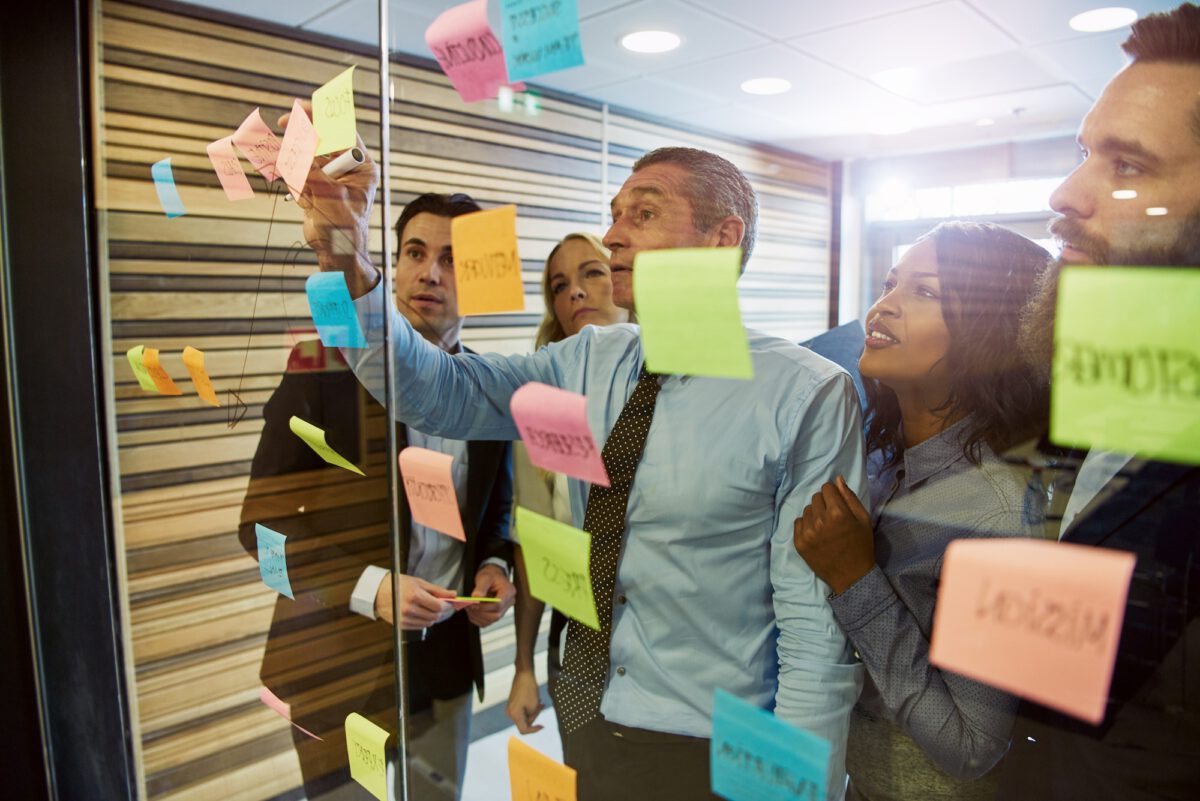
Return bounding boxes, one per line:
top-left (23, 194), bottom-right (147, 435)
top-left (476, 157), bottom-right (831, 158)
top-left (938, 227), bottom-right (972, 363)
top-left (349, 565), bottom-right (390, 620)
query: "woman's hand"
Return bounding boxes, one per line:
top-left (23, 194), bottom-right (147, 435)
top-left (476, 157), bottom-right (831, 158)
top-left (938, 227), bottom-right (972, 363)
top-left (793, 475), bottom-right (876, 595)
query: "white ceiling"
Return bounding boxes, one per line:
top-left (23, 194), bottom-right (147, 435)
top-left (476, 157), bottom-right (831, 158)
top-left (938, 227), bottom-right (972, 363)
top-left (174, 0), bottom-right (1182, 161)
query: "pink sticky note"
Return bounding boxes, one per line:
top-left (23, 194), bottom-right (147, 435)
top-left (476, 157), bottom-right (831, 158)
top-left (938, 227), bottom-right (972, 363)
top-left (399, 447), bottom-right (466, 541)
top-left (930, 538), bottom-right (1136, 725)
top-left (206, 135), bottom-right (255, 201)
top-left (425, 0), bottom-right (524, 103)
top-left (232, 108), bottom-right (281, 183)
top-left (277, 99), bottom-right (319, 196)
top-left (259, 686), bottom-right (323, 741)
top-left (510, 382), bottom-right (609, 486)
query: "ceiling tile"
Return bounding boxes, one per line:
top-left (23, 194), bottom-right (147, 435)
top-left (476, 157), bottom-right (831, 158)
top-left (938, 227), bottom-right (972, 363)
top-left (585, 74), bottom-right (727, 116)
top-left (972, 0), bottom-right (1181, 46)
top-left (1029, 30), bottom-right (1129, 100)
top-left (681, 0), bottom-right (938, 40)
top-left (877, 50), bottom-right (1063, 104)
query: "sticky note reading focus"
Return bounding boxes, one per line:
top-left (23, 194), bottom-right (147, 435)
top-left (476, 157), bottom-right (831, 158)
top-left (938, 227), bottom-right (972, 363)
top-left (930, 538), bottom-right (1136, 725)
top-left (233, 108), bottom-right (282, 182)
top-left (289, 416), bottom-right (365, 476)
top-left (399, 447), bottom-right (466, 542)
top-left (206, 136), bottom-right (255, 201)
top-left (1051, 267), bottom-right (1200, 464)
top-left (255, 524), bottom-right (294, 599)
top-left (501, 0), bottom-right (585, 82)
top-left (634, 248), bottom-right (753, 379)
top-left (426, 0), bottom-right (514, 103)
top-left (260, 686), bottom-right (322, 740)
top-left (510, 382), bottom-right (608, 486)
top-left (509, 737), bottom-right (577, 801)
top-left (141, 347), bottom-right (183, 395)
top-left (126, 345), bottom-right (158, 391)
top-left (451, 204), bottom-right (524, 315)
top-left (181, 346), bottom-right (220, 407)
top-left (345, 712), bottom-right (389, 801)
top-left (514, 506), bottom-right (599, 630)
top-left (312, 65), bottom-right (357, 156)
top-left (277, 99), bottom-right (319, 196)
top-left (710, 689), bottom-right (830, 801)
top-left (151, 158), bottom-right (187, 218)
top-left (305, 272), bottom-right (367, 348)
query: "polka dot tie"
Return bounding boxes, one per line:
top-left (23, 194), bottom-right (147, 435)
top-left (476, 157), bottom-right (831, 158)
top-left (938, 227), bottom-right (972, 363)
top-left (556, 364), bottom-right (662, 734)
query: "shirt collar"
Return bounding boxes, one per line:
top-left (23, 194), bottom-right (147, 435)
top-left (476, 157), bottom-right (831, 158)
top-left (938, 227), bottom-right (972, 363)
top-left (899, 414), bottom-right (974, 489)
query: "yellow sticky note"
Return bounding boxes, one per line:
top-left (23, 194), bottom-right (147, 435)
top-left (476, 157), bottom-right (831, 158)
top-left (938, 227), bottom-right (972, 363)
top-left (181, 346), bottom-right (220, 407)
top-left (1051, 267), bottom-right (1200, 464)
top-left (514, 506), bottom-right (599, 630)
top-left (126, 345), bottom-right (158, 391)
top-left (142, 347), bottom-right (183, 395)
top-left (289, 415), bottom-right (365, 476)
top-left (633, 247), bottom-right (753, 379)
top-left (312, 65), bottom-right (357, 156)
top-left (509, 737), bottom-right (577, 801)
top-left (345, 712), bottom-right (389, 801)
top-left (451, 204), bottom-right (525, 315)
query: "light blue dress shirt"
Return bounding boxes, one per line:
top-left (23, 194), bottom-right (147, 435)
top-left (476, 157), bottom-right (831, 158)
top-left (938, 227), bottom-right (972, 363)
top-left (346, 282), bottom-right (866, 797)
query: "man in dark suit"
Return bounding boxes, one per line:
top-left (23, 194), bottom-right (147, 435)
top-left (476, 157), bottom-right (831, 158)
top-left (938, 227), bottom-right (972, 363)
top-left (239, 192), bottom-right (515, 799)
top-left (1002, 5), bottom-right (1200, 799)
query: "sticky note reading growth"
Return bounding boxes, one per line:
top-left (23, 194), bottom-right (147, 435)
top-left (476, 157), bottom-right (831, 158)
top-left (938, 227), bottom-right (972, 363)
top-left (260, 686), bottom-right (323, 740)
top-left (451, 204), bottom-right (524, 315)
top-left (509, 737), bottom-right (577, 801)
top-left (205, 135), bottom-right (255, 201)
top-left (305, 272), bottom-right (367, 348)
top-left (232, 108), bottom-right (282, 182)
top-left (634, 248), bottom-right (753, 379)
top-left (181, 346), bottom-right (220, 407)
top-left (710, 689), bottom-right (830, 801)
top-left (1051, 267), bottom-right (1200, 464)
top-left (312, 65), bottom-right (357, 156)
top-left (514, 506), bottom-right (598, 630)
top-left (151, 158), bottom-right (186, 218)
top-left (277, 99), bottom-right (319, 196)
top-left (426, 0), bottom-right (516, 103)
top-left (141, 347), bottom-right (183, 395)
top-left (289, 415), bottom-right (365, 476)
top-left (399, 446), bottom-right (466, 542)
top-left (126, 345), bottom-right (158, 391)
top-left (930, 538), bottom-right (1136, 725)
top-left (501, 0), bottom-right (585, 82)
top-left (510, 382), bottom-right (608, 486)
top-left (345, 712), bottom-right (389, 801)
top-left (255, 524), bottom-right (294, 599)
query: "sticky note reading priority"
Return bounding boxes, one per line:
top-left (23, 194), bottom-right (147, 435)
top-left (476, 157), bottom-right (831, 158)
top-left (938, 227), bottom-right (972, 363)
top-left (277, 98), bottom-right (319, 196)
top-left (710, 689), bottom-right (830, 801)
top-left (930, 538), bottom-right (1136, 725)
top-left (312, 65), bottom-right (357, 156)
top-left (232, 108), bottom-right (282, 182)
top-left (151, 158), bottom-right (187, 218)
top-left (501, 0), bottom-right (585, 82)
top-left (182, 346), bottom-right (220, 406)
top-left (142, 347), bottom-right (183, 395)
top-left (255, 524), bottom-right (294, 600)
top-left (206, 136), bottom-right (255, 201)
top-left (399, 447), bottom-right (466, 542)
top-left (289, 416), bottom-right (365, 476)
top-left (510, 382), bottom-right (608, 486)
top-left (126, 345), bottom-right (158, 391)
top-left (509, 736), bottom-right (577, 801)
top-left (451, 204), bottom-right (524, 315)
top-left (634, 248), bottom-right (753, 379)
top-left (514, 506), bottom-right (598, 630)
top-left (1051, 267), bottom-right (1200, 464)
top-left (260, 686), bottom-right (322, 740)
top-left (305, 272), bottom-right (367, 348)
top-left (426, 0), bottom-right (517, 103)
top-left (345, 712), bottom-right (389, 801)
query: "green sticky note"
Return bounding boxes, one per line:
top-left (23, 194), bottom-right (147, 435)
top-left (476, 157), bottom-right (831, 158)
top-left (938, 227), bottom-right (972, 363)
top-left (633, 247), bottom-right (753, 379)
top-left (514, 506), bottom-right (600, 630)
top-left (126, 345), bottom-right (158, 391)
top-left (1051, 266), bottom-right (1200, 464)
top-left (312, 65), bottom-right (357, 156)
top-left (345, 712), bottom-right (389, 801)
top-left (289, 415), bottom-right (365, 476)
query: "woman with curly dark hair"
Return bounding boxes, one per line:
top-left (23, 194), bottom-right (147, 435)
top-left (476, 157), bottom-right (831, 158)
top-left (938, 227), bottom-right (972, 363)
top-left (793, 221), bottom-right (1050, 801)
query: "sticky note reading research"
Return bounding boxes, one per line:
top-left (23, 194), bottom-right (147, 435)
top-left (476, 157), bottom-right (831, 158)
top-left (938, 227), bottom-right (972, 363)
top-left (345, 712), bottom-right (389, 801)
top-left (289, 416), bottom-right (365, 475)
top-left (305, 272), bottom-right (368, 348)
top-left (255, 524), bottom-right (294, 599)
top-left (450, 204), bottom-right (524, 315)
top-left (399, 446), bottom-right (466, 542)
top-left (510, 382), bottom-right (608, 486)
top-left (500, 0), bottom-right (585, 82)
top-left (425, 0), bottom-right (518, 103)
top-left (509, 736), bottom-right (577, 801)
top-left (513, 506), bottom-right (599, 630)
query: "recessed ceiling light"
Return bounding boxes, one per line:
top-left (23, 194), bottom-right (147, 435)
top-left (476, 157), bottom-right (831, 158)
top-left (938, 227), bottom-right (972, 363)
top-left (975, 117), bottom-right (995, 127)
top-left (1069, 7), bottom-right (1138, 33)
top-left (620, 30), bottom-right (681, 54)
top-left (1146, 206), bottom-right (1169, 216)
top-left (1112, 189), bottom-right (1138, 200)
top-left (740, 77), bottom-right (791, 95)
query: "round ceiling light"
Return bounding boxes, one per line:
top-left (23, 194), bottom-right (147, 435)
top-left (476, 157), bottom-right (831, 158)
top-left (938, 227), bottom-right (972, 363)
top-left (620, 30), bottom-right (682, 54)
top-left (1069, 7), bottom-right (1138, 33)
top-left (740, 77), bottom-right (792, 95)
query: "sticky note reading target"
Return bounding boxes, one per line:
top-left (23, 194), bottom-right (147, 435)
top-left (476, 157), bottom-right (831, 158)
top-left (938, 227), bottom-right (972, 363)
top-left (514, 506), bottom-right (598, 630)
top-left (510, 382), bottom-right (608, 486)
top-left (451, 204), bottom-right (524, 315)
top-left (345, 712), bottom-right (389, 801)
top-left (399, 446), bottom-right (466, 541)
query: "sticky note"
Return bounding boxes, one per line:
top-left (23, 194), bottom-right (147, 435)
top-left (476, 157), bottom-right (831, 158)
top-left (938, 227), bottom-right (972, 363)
top-left (277, 98), bottom-right (319, 196)
top-left (633, 248), bottom-right (753, 379)
top-left (509, 736), bottom-right (577, 801)
top-left (151, 158), bottom-right (186, 218)
top-left (345, 712), bottom-right (389, 801)
top-left (305, 272), bottom-right (368, 348)
top-left (289, 415), bottom-right (365, 476)
top-left (141, 347), bottom-right (183, 395)
top-left (710, 689), bottom-right (830, 801)
top-left (500, 0), bottom-right (585, 82)
top-left (426, 0), bottom-right (517, 103)
top-left (930, 538), bottom-right (1136, 725)
top-left (510, 382), bottom-right (608, 486)
top-left (451, 204), bottom-right (524, 315)
top-left (514, 506), bottom-right (598, 630)
top-left (126, 345), bottom-right (158, 391)
top-left (312, 65), bottom-right (357, 156)
top-left (1050, 266), bottom-right (1200, 464)
top-left (181, 346), bottom-right (220, 407)
top-left (255, 524), bottom-right (294, 599)
top-left (232, 108), bottom-right (282, 182)
top-left (260, 687), bottom-right (323, 740)
top-left (399, 447), bottom-right (466, 541)
top-left (205, 135), bottom-right (255, 201)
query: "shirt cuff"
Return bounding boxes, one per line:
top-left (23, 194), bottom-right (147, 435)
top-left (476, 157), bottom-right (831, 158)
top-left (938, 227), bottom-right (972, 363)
top-left (828, 564), bottom-right (897, 632)
top-left (350, 565), bottom-right (390, 620)
top-left (479, 556), bottom-right (510, 576)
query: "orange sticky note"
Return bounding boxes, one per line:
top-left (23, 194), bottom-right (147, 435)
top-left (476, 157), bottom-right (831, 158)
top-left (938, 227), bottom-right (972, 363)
top-left (232, 108), bottom-right (281, 183)
top-left (206, 135), bottom-right (255, 201)
top-left (930, 538), bottom-right (1136, 725)
top-left (181, 346), bottom-right (220, 407)
top-left (398, 446), bottom-right (466, 541)
top-left (451, 204), bottom-right (524, 315)
top-left (508, 737), bottom-right (576, 801)
top-left (141, 347), bottom-right (183, 395)
top-left (277, 98), bottom-right (318, 196)
top-left (259, 687), bottom-right (323, 740)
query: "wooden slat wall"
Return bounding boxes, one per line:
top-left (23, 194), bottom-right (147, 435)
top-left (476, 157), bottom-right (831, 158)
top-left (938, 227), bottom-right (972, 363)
top-left (96, 2), bottom-right (833, 799)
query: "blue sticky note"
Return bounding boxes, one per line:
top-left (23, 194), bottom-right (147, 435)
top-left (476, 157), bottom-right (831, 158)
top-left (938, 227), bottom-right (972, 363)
top-left (305, 272), bottom-right (367, 349)
top-left (256, 524), bottom-right (294, 600)
top-left (151, 157), bottom-right (187, 218)
top-left (710, 689), bottom-right (830, 801)
top-left (500, 0), bottom-right (585, 82)
top-left (801, 320), bottom-right (867, 412)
